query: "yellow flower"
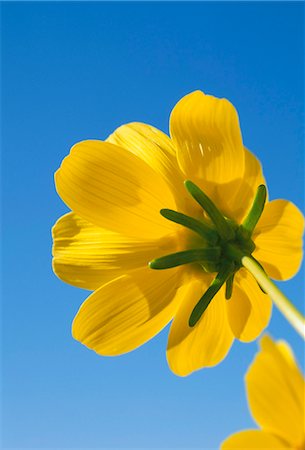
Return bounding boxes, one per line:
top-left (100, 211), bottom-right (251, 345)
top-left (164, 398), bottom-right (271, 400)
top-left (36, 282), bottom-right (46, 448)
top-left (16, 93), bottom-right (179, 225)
top-left (52, 91), bottom-right (304, 376)
top-left (221, 335), bottom-right (305, 450)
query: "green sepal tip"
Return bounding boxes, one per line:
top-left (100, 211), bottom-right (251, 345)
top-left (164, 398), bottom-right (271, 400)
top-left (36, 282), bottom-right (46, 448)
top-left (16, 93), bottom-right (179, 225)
top-left (184, 180), bottom-right (235, 241)
top-left (189, 262), bottom-right (234, 327)
top-left (240, 184), bottom-right (267, 239)
top-left (160, 208), bottom-right (218, 245)
top-left (149, 247), bottom-right (221, 270)
top-left (225, 273), bottom-right (235, 299)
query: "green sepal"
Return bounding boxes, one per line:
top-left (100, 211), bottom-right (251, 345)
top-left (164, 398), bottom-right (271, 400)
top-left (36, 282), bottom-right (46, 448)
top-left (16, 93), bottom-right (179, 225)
top-left (160, 208), bottom-right (219, 245)
top-left (184, 180), bottom-right (235, 241)
top-left (149, 247), bottom-right (221, 270)
top-left (240, 185), bottom-right (267, 239)
top-left (225, 273), bottom-right (235, 299)
top-left (189, 262), bottom-right (234, 327)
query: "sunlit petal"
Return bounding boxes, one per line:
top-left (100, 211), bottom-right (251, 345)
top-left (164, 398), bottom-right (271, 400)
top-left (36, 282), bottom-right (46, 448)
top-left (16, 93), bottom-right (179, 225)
top-left (55, 140), bottom-right (177, 239)
top-left (167, 276), bottom-right (234, 376)
top-left (107, 122), bottom-right (185, 203)
top-left (72, 266), bottom-right (183, 355)
top-left (226, 269), bottom-right (272, 342)
top-left (170, 91), bottom-right (245, 204)
top-left (221, 430), bottom-right (290, 449)
top-left (253, 200), bottom-right (304, 280)
top-left (246, 335), bottom-right (305, 448)
top-left (52, 212), bottom-right (179, 290)
top-left (215, 148), bottom-right (267, 222)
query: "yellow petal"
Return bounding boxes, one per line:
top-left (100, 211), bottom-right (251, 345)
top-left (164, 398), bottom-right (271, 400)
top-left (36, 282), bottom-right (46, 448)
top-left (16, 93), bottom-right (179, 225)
top-left (52, 212), bottom-right (179, 290)
top-left (169, 91), bottom-right (245, 203)
top-left (260, 336), bottom-right (305, 416)
top-left (72, 266), bottom-right (182, 355)
top-left (276, 339), bottom-right (305, 379)
top-left (253, 200), bottom-right (304, 280)
top-left (215, 148), bottom-right (267, 223)
top-left (246, 335), bottom-right (305, 448)
top-left (167, 277), bottom-right (234, 376)
top-left (55, 140), bottom-right (177, 239)
top-left (107, 122), bottom-right (185, 203)
top-left (221, 430), bottom-right (290, 449)
top-left (226, 269), bottom-right (272, 342)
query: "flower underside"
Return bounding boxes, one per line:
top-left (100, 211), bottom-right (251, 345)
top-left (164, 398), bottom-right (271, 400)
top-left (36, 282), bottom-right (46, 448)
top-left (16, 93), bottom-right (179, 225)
top-left (149, 180), bottom-right (267, 327)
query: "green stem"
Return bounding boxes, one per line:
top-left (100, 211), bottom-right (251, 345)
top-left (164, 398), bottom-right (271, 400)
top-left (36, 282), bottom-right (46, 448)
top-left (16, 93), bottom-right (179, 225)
top-left (242, 256), bottom-right (305, 340)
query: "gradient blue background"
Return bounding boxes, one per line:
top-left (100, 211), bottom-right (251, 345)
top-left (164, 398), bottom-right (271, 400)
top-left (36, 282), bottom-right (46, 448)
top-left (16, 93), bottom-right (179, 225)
top-left (1, 2), bottom-right (304, 449)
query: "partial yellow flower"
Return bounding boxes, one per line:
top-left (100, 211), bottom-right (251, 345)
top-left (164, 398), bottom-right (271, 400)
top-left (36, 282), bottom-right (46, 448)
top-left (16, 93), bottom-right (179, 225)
top-left (221, 335), bottom-right (305, 450)
top-left (52, 91), bottom-right (304, 376)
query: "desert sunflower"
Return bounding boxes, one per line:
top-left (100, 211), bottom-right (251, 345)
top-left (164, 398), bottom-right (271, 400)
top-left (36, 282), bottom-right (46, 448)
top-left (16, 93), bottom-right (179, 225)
top-left (52, 91), bottom-right (304, 376)
top-left (221, 335), bottom-right (305, 449)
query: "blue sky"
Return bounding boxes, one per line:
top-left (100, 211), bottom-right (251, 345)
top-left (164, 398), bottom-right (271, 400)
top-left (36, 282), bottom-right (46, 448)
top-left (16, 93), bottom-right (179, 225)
top-left (1, 2), bottom-right (304, 449)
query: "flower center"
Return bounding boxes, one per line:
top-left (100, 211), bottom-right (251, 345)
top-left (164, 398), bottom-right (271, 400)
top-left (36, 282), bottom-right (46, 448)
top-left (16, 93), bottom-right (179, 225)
top-left (149, 180), bottom-right (267, 327)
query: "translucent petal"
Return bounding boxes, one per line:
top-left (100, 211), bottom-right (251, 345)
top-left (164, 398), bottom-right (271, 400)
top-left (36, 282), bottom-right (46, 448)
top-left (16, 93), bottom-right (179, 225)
top-left (55, 140), bottom-right (177, 239)
top-left (214, 148), bottom-right (267, 223)
top-left (246, 335), bottom-right (305, 448)
top-left (170, 90), bottom-right (245, 204)
top-left (226, 269), bottom-right (272, 342)
top-left (167, 277), bottom-right (234, 376)
top-left (107, 122), bottom-right (185, 203)
top-left (253, 200), bottom-right (304, 280)
top-left (52, 212), bottom-right (179, 290)
top-left (221, 430), bottom-right (290, 449)
top-left (72, 266), bottom-right (182, 355)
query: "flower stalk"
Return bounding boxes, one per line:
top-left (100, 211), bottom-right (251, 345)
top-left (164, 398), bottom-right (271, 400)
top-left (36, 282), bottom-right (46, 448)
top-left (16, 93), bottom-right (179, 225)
top-left (242, 256), bottom-right (305, 339)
